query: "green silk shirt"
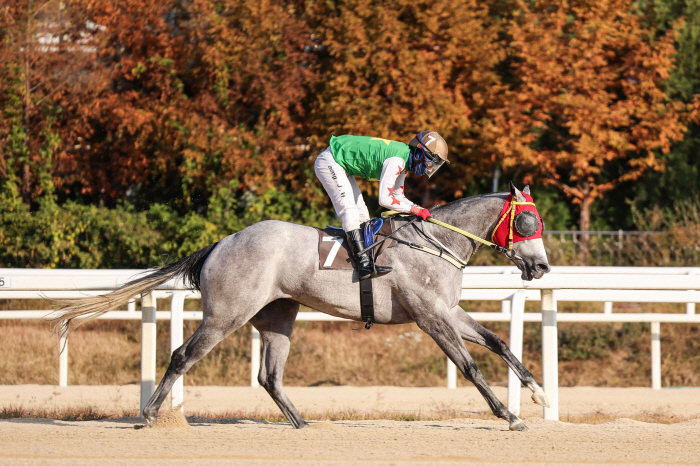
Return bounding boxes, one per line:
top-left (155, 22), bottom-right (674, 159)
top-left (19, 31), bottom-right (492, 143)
top-left (329, 135), bottom-right (411, 181)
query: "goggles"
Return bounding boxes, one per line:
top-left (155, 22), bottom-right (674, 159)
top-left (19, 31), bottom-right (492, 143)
top-left (417, 134), bottom-right (445, 178)
top-left (491, 193), bottom-right (544, 250)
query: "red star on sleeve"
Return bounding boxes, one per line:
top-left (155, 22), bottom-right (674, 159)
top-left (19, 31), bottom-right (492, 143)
top-left (391, 197), bottom-right (401, 205)
top-left (396, 166), bottom-right (403, 175)
top-left (387, 187), bottom-right (394, 196)
top-left (400, 186), bottom-right (405, 194)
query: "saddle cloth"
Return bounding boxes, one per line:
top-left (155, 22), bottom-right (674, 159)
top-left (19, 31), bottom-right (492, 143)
top-left (317, 220), bottom-right (396, 270)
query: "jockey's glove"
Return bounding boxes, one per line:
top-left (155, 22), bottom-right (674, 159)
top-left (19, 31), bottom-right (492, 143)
top-left (410, 205), bottom-right (432, 221)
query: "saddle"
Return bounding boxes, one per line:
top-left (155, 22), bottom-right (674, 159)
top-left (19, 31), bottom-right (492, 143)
top-left (317, 218), bottom-right (398, 330)
top-left (317, 219), bottom-right (396, 271)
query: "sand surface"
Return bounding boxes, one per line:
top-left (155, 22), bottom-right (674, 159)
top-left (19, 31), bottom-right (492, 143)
top-left (2, 384), bottom-right (699, 418)
top-left (1, 385), bottom-right (699, 465)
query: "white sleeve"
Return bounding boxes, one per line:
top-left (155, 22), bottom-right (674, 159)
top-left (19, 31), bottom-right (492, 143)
top-left (378, 157), bottom-right (415, 213)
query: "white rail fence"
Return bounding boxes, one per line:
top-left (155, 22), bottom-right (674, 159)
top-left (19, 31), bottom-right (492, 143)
top-left (1, 267), bottom-right (699, 421)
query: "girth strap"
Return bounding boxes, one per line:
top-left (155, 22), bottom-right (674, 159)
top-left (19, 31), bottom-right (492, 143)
top-left (359, 278), bottom-right (374, 329)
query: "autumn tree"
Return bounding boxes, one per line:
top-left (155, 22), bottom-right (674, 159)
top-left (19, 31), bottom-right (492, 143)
top-left (0, 0), bottom-right (104, 203)
top-left (493, 0), bottom-right (698, 237)
top-left (1, 0), bottom-right (323, 213)
top-left (306, 0), bottom-right (507, 205)
top-left (623, 0), bottom-right (700, 212)
top-left (170, 0), bottom-right (319, 208)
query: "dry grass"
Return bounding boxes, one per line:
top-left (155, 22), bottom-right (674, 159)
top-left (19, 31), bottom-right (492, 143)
top-left (1, 404), bottom-right (697, 425)
top-left (189, 408), bottom-right (488, 423)
top-left (0, 404), bottom-right (138, 421)
top-left (561, 411), bottom-right (697, 425)
top-left (1, 300), bottom-right (699, 387)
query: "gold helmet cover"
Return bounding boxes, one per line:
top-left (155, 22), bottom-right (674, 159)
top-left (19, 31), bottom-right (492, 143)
top-left (408, 131), bottom-right (449, 177)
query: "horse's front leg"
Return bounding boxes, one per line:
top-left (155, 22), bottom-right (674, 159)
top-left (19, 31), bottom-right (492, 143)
top-left (413, 308), bottom-right (528, 431)
top-left (449, 306), bottom-right (550, 408)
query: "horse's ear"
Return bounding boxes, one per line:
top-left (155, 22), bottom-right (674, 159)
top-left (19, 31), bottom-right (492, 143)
top-left (523, 185), bottom-right (531, 195)
top-left (509, 180), bottom-right (526, 201)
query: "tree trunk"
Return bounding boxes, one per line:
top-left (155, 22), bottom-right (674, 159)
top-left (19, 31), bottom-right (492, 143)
top-left (22, 7), bottom-right (31, 204)
top-left (577, 182), bottom-right (593, 264)
top-left (579, 196), bottom-right (592, 232)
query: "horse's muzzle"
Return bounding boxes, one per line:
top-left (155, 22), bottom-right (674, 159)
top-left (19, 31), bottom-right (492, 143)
top-left (536, 262), bottom-right (551, 274)
top-left (529, 261), bottom-right (551, 280)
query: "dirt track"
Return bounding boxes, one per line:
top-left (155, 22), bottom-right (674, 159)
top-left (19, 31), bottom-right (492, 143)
top-left (1, 385), bottom-right (699, 465)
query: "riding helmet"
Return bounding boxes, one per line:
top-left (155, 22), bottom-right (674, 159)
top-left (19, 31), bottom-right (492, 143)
top-left (409, 130), bottom-right (449, 164)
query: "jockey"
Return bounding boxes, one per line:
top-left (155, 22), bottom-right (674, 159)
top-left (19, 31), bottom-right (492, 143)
top-left (314, 131), bottom-right (449, 280)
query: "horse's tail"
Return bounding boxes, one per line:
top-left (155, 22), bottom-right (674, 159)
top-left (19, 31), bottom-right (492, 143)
top-left (49, 242), bottom-right (219, 340)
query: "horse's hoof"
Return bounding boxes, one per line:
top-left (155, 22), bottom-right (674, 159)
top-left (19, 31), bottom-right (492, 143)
top-left (296, 421), bottom-right (310, 429)
top-left (134, 415), bottom-right (154, 430)
top-left (509, 419), bottom-right (529, 432)
top-left (142, 410), bottom-right (156, 426)
top-left (531, 391), bottom-right (551, 408)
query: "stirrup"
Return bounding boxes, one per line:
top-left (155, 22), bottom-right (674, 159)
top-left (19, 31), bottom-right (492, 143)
top-left (358, 267), bottom-right (373, 280)
top-left (372, 264), bottom-right (392, 276)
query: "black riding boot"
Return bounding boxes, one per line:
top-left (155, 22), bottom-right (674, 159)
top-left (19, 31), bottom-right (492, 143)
top-left (347, 229), bottom-right (392, 280)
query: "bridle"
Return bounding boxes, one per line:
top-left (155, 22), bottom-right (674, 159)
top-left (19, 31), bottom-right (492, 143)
top-left (380, 192), bottom-right (545, 265)
top-left (422, 216), bottom-right (527, 263)
top-left (374, 210), bottom-right (529, 267)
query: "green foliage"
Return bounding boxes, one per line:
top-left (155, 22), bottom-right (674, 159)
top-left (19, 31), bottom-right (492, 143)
top-left (650, 0), bottom-right (700, 101)
top-left (0, 184), bottom-right (336, 269)
top-left (523, 322), bottom-right (649, 362)
top-left (207, 180), bottom-right (337, 233)
top-left (543, 194), bottom-right (700, 266)
top-left (525, 186), bottom-right (574, 231)
top-left (0, 195), bottom-right (165, 268)
top-left (557, 326), bottom-right (620, 361)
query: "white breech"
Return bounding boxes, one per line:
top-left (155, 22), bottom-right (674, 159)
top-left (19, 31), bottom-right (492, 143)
top-left (314, 147), bottom-right (370, 232)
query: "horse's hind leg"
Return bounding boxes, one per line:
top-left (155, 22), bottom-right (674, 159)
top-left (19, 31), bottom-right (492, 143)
top-left (413, 309), bottom-right (528, 431)
top-left (142, 316), bottom-right (234, 423)
top-left (250, 299), bottom-right (307, 429)
top-left (449, 306), bottom-right (550, 407)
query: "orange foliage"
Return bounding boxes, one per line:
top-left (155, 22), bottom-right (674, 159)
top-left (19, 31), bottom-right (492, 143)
top-left (492, 0), bottom-right (697, 230)
top-left (0, 1), bottom-right (111, 201)
top-left (1, 0), bottom-right (698, 221)
top-left (308, 0), bottom-right (507, 199)
top-left (1, 0), bottom-right (316, 204)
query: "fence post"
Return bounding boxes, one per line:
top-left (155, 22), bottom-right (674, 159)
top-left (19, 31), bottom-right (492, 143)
top-left (501, 269), bottom-right (512, 314)
top-left (687, 270), bottom-right (696, 315)
top-left (541, 289), bottom-right (559, 420)
top-left (651, 321), bottom-right (661, 390)
top-left (603, 302), bottom-right (613, 314)
top-left (59, 329), bottom-right (68, 387)
top-left (447, 359), bottom-right (457, 389)
top-left (170, 291), bottom-right (186, 410)
top-left (251, 326), bottom-right (261, 387)
top-left (507, 291), bottom-right (526, 416)
top-left (140, 292), bottom-right (157, 418)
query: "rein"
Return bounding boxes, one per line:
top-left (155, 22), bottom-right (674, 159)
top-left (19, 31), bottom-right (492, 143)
top-left (380, 210), bottom-right (524, 267)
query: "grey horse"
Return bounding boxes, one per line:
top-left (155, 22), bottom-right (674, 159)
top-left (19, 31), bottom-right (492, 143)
top-left (52, 182), bottom-right (551, 431)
